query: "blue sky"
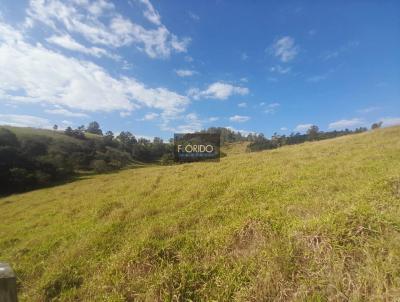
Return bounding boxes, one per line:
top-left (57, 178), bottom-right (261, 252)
top-left (0, 0), bottom-right (399, 139)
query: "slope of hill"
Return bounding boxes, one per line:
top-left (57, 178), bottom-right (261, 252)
top-left (1, 127), bottom-right (399, 301)
top-left (221, 141), bottom-right (250, 155)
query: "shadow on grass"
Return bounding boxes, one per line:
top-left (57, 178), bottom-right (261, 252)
top-left (0, 163), bottom-right (154, 199)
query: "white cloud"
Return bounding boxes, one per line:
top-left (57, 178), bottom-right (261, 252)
top-left (141, 112), bottom-right (159, 121)
top-left (280, 127), bottom-right (288, 131)
top-left (175, 113), bottom-right (203, 133)
top-left (380, 117), bottom-right (400, 127)
top-left (238, 102), bottom-right (247, 108)
top-left (270, 65), bottom-right (291, 74)
top-left (358, 106), bottom-right (380, 114)
top-left (295, 123), bottom-right (313, 132)
top-left (308, 29), bottom-right (316, 36)
top-left (45, 108), bottom-right (89, 118)
top-left (208, 117), bottom-right (219, 122)
top-left (229, 115), bottom-right (250, 123)
top-left (184, 55), bottom-right (193, 62)
top-left (240, 77), bottom-right (248, 83)
top-left (138, 0), bottom-right (161, 25)
top-left (175, 69), bottom-right (197, 77)
top-left (120, 111), bottom-right (132, 117)
top-left (306, 74), bottom-right (328, 83)
top-left (225, 126), bottom-right (256, 137)
top-left (322, 41), bottom-right (359, 60)
top-left (328, 118), bottom-right (364, 130)
top-left (0, 22), bottom-right (189, 124)
top-left (241, 52), bottom-right (248, 61)
top-left (189, 82), bottom-right (249, 100)
top-left (270, 36), bottom-right (298, 62)
top-left (0, 114), bottom-right (51, 128)
top-left (188, 11), bottom-right (200, 21)
top-left (27, 0), bottom-right (189, 59)
top-left (162, 113), bottom-right (218, 133)
top-left (47, 34), bottom-right (118, 59)
top-left (264, 102), bottom-right (280, 114)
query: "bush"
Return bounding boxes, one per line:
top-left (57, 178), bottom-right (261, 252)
top-left (91, 160), bottom-right (111, 173)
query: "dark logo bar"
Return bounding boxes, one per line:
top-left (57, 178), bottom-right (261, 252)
top-left (174, 133), bottom-right (220, 162)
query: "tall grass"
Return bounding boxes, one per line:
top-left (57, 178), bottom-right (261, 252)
top-left (1, 127), bottom-right (399, 301)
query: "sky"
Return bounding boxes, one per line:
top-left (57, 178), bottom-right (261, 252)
top-left (0, 0), bottom-right (399, 139)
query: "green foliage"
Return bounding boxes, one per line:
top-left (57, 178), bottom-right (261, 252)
top-left (247, 125), bottom-right (368, 152)
top-left (0, 126), bottom-right (175, 194)
top-left (371, 121), bottom-right (383, 130)
top-left (0, 128), bottom-right (19, 147)
top-left (91, 159), bottom-right (111, 173)
top-left (86, 121), bottom-right (103, 135)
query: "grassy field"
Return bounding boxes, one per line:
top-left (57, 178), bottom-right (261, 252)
top-left (1, 126), bottom-right (400, 301)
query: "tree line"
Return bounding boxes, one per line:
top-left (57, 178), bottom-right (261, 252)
top-left (0, 122), bottom-right (172, 194)
top-left (0, 120), bottom-right (384, 194)
top-left (246, 124), bottom-right (378, 152)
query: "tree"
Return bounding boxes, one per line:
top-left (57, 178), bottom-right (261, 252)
top-left (53, 124), bottom-right (58, 131)
top-left (0, 128), bottom-right (20, 147)
top-left (153, 137), bottom-right (163, 144)
top-left (307, 125), bottom-right (319, 141)
top-left (64, 127), bottom-right (73, 136)
top-left (371, 121), bottom-right (383, 130)
top-left (105, 131), bottom-right (114, 139)
top-left (117, 131), bottom-right (137, 152)
top-left (104, 131), bottom-right (115, 146)
top-left (86, 121), bottom-right (103, 135)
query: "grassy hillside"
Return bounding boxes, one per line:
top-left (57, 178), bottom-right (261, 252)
top-left (221, 141), bottom-right (250, 155)
top-left (1, 127), bottom-right (400, 301)
top-left (1, 126), bottom-right (103, 144)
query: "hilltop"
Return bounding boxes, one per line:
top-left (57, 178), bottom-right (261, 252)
top-left (0, 126), bottom-right (399, 301)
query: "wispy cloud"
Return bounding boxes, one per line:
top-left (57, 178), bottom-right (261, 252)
top-left (27, 0), bottom-right (190, 59)
top-left (269, 36), bottom-right (298, 62)
top-left (226, 126), bottom-right (256, 137)
top-left (264, 102), bottom-right (280, 114)
top-left (188, 82), bottom-right (249, 100)
top-left (357, 106), bottom-right (380, 114)
top-left (184, 55), bottom-right (194, 62)
top-left (120, 111), bottom-right (131, 117)
top-left (380, 117), bottom-right (400, 127)
top-left (175, 113), bottom-right (203, 133)
top-left (188, 11), bottom-right (200, 21)
top-left (138, 0), bottom-right (161, 25)
top-left (0, 114), bottom-right (51, 128)
top-left (141, 112), bottom-right (159, 121)
top-left (229, 115), bottom-right (250, 123)
top-left (238, 102), bottom-right (247, 108)
top-left (175, 69), bottom-right (197, 77)
top-left (328, 118), bottom-right (364, 130)
top-left (308, 29), bottom-right (316, 36)
top-left (45, 108), bottom-right (89, 118)
top-left (270, 65), bottom-right (291, 74)
top-left (47, 34), bottom-right (119, 60)
top-left (306, 74), bottom-right (328, 83)
top-left (322, 41), bottom-right (359, 60)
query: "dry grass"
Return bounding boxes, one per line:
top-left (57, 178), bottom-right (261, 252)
top-left (1, 126), bottom-right (400, 301)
